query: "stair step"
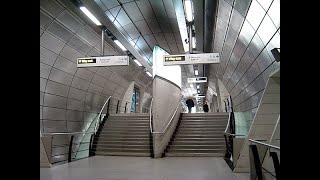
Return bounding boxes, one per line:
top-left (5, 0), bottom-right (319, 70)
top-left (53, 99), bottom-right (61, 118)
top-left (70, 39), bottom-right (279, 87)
top-left (172, 141), bottom-right (225, 145)
top-left (105, 121), bottom-right (149, 124)
top-left (95, 144), bottom-right (150, 149)
top-left (97, 134), bottom-right (150, 138)
top-left (169, 145), bottom-right (225, 149)
top-left (172, 138), bottom-right (225, 141)
top-left (99, 131), bottom-right (149, 135)
top-left (167, 149), bottom-right (225, 153)
top-left (177, 130), bottom-right (224, 133)
top-left (95, 148), bottom-right (150, 152)
top-left (179, 125), bottom-right (226, 127)
top-left (174, 135), bottom-right (224, 138)
top-left (95, 152), bottom-right (150, 157)
top-left (94, 141), bottom-right (150, 144)
top-left (165, 152), bottom-right (224, 157)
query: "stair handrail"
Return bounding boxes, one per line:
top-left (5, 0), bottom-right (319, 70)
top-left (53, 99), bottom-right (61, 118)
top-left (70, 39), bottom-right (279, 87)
top-left (151, 102), bottom-right (181, 135)
top-left (224, 112), bottom-right (232, 134)
top-left (94, 96), bottom-right (112, 133)
top-left (149, 97), bottom-right (153, 133)
top-left (249, 139), bottom-right (280, 150)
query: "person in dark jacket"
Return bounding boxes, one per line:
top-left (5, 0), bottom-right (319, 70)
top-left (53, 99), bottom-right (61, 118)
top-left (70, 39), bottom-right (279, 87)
top-left (203, 103), bottom-right (209, 112)
top-left (186, 99), bottom-right (194, 113)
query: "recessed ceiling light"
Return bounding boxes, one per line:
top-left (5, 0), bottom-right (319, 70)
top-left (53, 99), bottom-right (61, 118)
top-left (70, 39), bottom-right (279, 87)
top-left (80, 7), bottom-right (102, 26)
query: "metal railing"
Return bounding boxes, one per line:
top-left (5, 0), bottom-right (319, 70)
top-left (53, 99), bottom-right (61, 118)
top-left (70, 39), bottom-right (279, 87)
top-left (150, 102), bottom-right (181, 135)
top-left (249, 139), bottom-right (280, 180)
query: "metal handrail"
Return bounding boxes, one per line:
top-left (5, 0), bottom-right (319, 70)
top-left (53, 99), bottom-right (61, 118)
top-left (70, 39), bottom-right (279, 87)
top-left (149, 98), bottom-right (153, 133)
top-left (249, 139), bottom-right (280, 150)
top-left (151, 103), bottom-right (181, 135)
top-left (225, 133), bottom-right (246, 137)
top-left (224, 112), bottom-right (231, 134)
top-left (94, 96), bottom-right (111, 133)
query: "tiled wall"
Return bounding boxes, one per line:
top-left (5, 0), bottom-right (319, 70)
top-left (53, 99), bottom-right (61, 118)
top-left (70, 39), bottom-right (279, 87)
top-left (40, 0), bottom-right (152, 163)
top-left (210, 0), bottom-right (280, 118)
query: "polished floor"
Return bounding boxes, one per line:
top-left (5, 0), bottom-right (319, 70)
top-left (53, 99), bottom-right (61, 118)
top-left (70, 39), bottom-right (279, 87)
top-left (40, 156), bottom-right (250, 180)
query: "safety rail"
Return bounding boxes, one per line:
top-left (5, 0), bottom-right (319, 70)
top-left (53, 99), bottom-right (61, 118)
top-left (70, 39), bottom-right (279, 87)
top-left (150, 102), bottom-right (181, 135)
top-left (249, 139), bottom-right (280, 180)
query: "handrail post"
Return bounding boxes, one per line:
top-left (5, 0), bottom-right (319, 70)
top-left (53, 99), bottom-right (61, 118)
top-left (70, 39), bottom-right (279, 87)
top-left (68, 135), bottom-right (74, 162)
top-left (116, 100), bottom-right (120, 114)
top-left (89, 134), bottom-right (95, 157)
top-left (107, 98), bottom-right (110, 117)
top-left (125, 102), bottom-right (127, 113)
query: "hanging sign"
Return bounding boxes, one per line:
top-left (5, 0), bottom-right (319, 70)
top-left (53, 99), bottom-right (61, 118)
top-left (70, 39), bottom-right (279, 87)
top-left (77, 56), bottom-right (129, 67)
top-left (163, 53), bottom-right (220, 66)
top-left (187, 77), bottom-right (207, 83)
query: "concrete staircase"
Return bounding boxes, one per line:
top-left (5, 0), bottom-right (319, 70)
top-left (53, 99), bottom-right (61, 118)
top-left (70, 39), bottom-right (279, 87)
top-left (92, 113), bottom-right (151, 157)
top-left (164, 113), bottom-right (229, 157)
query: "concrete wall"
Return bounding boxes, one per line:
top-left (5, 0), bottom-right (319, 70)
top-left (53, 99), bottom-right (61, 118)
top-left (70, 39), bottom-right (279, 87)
top-left (121, 82), bottom-right (134, 113)
top-left (152, 76), bottom-right (181, 158)
top-left (40, 0), bottom-right (152, 164)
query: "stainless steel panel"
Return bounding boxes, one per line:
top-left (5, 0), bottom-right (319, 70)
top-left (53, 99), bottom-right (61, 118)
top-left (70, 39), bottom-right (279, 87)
top-left (215, 18), bottom-right (228, 40)
top-left (154, 33), bottom-right (166, 44)
top-left (213, 35), bottom-right (224, 53)
top-left (246, 0), bottom-right (265, 30)
top-left (163, 0), bottom-right (176, 18)
top-left (71, 77), bottom-right (90, 91)
top-left (253, 75), bottom-right (266, 92)
top-left (268, 0), bottom-right (280, 28)
top-left (257, 0), bottom-right (273, 12)
top-left (241, 49), bottom-right (255, 71)
top-left (248, 34), bottom-right (265, 58)
top-left (57, 10), bottom-right (84, 33)
top-left (60, 45), bottom-right (85, 64)
top-left (136, 0), bottom-right (156, 20)
top-left (256, 49), bottom-right (272, 72)
top-left (40, 0), bottom-right (64, 18)
top-left (68, 87), bottom-right (86, 101)
top-left (143, 34), bottom-right (158, 48)
top-left (49, 68), bottom-right (73, 86)
top-left (262, 64), bottom-right (275, 83)
top-left (158, 43), bottom-right (170, 53)
top-left (239, 20), bottom-right (255, 46)
top-left (88, 48), bottom-right (100, 57)
top-left (257, 14), bottom-right (277, 45)
top-left (45, 80), bottom-right (69, 97)
top-left (233, 38), bottom-right (247, 59)
top-left (75, 68), bottom-right (94, 82)
top-left (135, 20), bottom-right (152, 35)
top-left (40, 78), bottom-right (47, 92)
top-left (159, 22), bottom-right (171, 33)
top-left (168, 43), bottom-right (179, 53)
top-left (43, 93), bottom-right (67, 109)
top-left (40, 29), bottom-right (44, 36)
top-left (234, 0), bottom-right (251, 17)
top-left (40, 62), bottom-right (52, 79)
top-left (246, 60), bottom-right (261, 84)
top-left (40, 32), bottom-right (65, 54)
top-left (164, 33), bottom-right (176, 44)
top-left (225, 27), bottom-right (238, 47)
top-left (42, 120), bottom-right (67, 133)
top-left (225, 0), bottom-right (235, 6)
top-left (53, 56), bottom-right (77, 75)
top-left (146, 19), bottom-right (162, 33)
top-left (217, 0), bottom-right (232, 23)
top-left (123, 2), bottom-right (144, 22)
top-left (230, 9), bottom-right (244, 33)
top-left (123, 23), bottom-right (140, 39)
top-left (43, 107), bottom-right (67, 120)
top-left (40, 92), bottom-right (44, 106)
top-left (77, 26), bottom-right (100, 46)
top-left (109, 6), bottom-right (121, 18)
top-left (47, 21), bottom-right (74, 43)
top-left (87, 83), bottom-right (103, 95)
top-left (105, 10), bottom-right (115, 22)
top-left (68, 35), bottom-right (92, 55)
top-left (94, 0), bottom-right (108, 11)
top-left (118, 27), bottom-right (133, 41)
top-left (92, 74), bottom-right (106, 88)
top-left (100, 0), bottom-right (119, 9)
top-left (67, 98), bottom-right (84, 111)
top-left (40, 10), bottom-right (53, 29)
top-left (116, 8), bottom-right (132, 27)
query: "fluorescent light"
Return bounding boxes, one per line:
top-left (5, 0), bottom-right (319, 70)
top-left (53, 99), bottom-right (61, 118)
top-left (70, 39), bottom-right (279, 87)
top-left (194, 70), bottom-right (198, 76)
top-left (80, 7), bottom-right (102, 26)
top-left (134, 59), bottom-right (142, 66)
top-left (146, 71), bottom-right (152, 77)
top-left (192, 36), bottom-right (196, 48)
top-left (114, 40), bottom-right (127, 51)
top-left (184, 0), bottom-right (193, 22)
top-left (197, 90), bottom-right (200, 93)
top-left (197, 85), bottom-right (200, 89)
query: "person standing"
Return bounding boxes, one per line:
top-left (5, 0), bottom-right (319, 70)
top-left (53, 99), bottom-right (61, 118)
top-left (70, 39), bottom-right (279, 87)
top-left (203, 103), bottom-right (209, 112)
top-left (186, 99), bottom-right (194, 113)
